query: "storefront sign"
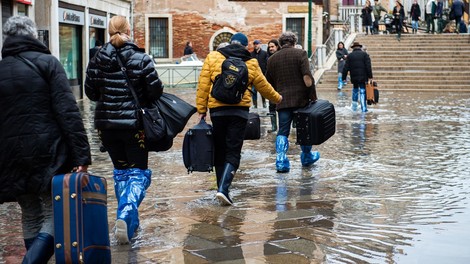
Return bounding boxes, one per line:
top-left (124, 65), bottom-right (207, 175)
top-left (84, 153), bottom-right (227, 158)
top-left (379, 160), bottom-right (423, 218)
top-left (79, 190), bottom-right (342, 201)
top-left (59, 8), bottom-right (84, 26)
top-left (16, 0), bottom-right (32, 4)
top-left (90, 14), bottom-right (107, 29)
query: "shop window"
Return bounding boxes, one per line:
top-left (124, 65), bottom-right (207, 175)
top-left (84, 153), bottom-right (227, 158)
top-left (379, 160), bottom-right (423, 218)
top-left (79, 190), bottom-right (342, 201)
top-left (2, 1), bottom-right (12, 26)
top-left (148, 17), bottom-right (169, 59)
top-left (17, 4), bottom-right (28, 16)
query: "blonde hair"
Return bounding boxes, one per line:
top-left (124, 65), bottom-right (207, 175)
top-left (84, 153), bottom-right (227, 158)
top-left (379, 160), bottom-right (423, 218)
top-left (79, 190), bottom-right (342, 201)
top-left (108, 16), bottom-right (130, 48)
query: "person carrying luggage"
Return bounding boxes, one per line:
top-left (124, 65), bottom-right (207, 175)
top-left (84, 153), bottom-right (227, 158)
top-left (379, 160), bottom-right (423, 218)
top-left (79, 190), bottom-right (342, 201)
top-left (85, 16), bottom-right (164, 244)
top-left (266, 31), bottom-right (320, 173)
top-left (342, 41), bottom-right (373, 113)
top-left (0, 16), bottom-right (91, 263)
top-left (373, 0), bottom-right (388, 34)
top-left (196, 32), bottom-right (282, 206)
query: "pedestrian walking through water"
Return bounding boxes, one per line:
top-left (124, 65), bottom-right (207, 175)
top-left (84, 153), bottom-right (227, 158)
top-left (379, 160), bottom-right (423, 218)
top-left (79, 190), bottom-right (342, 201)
top-left (85, 15), bottom-right (164, 244)
top-left (342, 41), bottom-right (373, 113)
top-left (0, 16), bottom-right (91, 263)
top-left (336, 41), bottom-right (348, 90)
top-left (196, 32), bottom-right (282, 206)
top-left (266, 31), bottom-right (320, 173)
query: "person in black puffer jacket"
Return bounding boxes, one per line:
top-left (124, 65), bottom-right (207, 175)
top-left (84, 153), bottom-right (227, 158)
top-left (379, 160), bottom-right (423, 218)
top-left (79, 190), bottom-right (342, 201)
top-left (85, 15), bottom-right (163, 245)
top-left (0, 16), bottom-right (91, 263)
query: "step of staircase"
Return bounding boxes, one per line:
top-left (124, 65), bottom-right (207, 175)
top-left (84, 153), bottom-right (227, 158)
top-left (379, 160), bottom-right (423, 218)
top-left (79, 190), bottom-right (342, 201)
top-left (316, 34), bottom-right (470, 91)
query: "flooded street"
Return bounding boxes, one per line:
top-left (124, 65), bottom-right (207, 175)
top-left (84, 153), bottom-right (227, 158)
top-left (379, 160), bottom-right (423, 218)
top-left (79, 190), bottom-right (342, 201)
top-left (1, 88), bottom-right (470, 263)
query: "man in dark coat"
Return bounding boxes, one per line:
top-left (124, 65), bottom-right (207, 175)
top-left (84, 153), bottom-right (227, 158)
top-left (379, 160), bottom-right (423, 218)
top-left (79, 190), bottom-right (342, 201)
top-left (0, 16), bottom-right (91, 263)
top-left (342, 41), bottom-right (373, 112)
top-left (266, 31), bottom-right (320, 173)
top-left (250, 39), bottom-right (269, 108)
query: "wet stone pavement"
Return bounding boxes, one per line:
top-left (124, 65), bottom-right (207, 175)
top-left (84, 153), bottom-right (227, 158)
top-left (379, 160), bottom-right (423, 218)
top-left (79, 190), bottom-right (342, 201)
top-left (1, 88), bottom-right (470, 264)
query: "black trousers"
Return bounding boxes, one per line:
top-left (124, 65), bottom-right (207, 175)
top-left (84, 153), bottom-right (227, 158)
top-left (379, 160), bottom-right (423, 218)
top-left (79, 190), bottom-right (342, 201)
top-left (99, 129), bottom-right (149, 169)
top-left (210, 115), bottom-right (247, 169)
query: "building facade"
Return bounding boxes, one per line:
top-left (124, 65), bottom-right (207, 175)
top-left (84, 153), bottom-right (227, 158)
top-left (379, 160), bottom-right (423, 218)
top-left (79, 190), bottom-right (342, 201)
top-left (0, 0), bottom-right (131, 99)
top-left (131, 0), bottom-right (325, 63)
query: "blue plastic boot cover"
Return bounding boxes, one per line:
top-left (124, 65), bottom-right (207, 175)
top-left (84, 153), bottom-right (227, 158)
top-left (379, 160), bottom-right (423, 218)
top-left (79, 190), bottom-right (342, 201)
top-left (275, 135), bottom-right (290, 172)
top-left (117, 168), bottom-right (152, 240)
top-left (300, 145), bottom-right (320, 167)
top-left (113, 168), bottom-right (129, 200)
top-left (337, 74), bottom-right (343, 90)
top-left (351, 88), bottom-right (359, 111)
top-left (359, 88), bottom-right (368, 112)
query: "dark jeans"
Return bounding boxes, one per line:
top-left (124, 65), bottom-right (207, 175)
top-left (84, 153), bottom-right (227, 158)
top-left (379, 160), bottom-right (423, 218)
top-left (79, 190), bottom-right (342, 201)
top-left (277, 108), bottom-right (298, 137)
top-left (426, 14), bottom-right (435, 33)
top-left (100, 129), bottom-right (149, 169)
top-left (455, 16), bottom-right (462, 33)
top-left (211, 115), bottom-right (247, 169)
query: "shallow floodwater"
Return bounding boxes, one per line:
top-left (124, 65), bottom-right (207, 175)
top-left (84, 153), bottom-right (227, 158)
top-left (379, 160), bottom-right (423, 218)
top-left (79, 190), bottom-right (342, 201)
top-left (1, 88), bottom-right (469, 264)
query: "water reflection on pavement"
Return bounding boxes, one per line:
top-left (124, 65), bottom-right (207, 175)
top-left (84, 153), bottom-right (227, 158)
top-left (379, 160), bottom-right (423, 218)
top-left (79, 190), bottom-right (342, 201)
top-left (1, 89), bottom-right (469, 264)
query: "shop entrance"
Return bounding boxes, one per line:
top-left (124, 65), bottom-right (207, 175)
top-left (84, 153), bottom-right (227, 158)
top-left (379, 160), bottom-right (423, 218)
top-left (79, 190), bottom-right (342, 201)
top-left (59, 24), bottom-right (83, 99)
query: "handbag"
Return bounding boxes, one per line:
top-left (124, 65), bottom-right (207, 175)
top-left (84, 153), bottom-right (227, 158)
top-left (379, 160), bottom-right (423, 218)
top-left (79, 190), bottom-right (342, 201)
top-left (116, 55), bottom-right (166, 144)
top-left (154, 92), bottom-right (197, 138)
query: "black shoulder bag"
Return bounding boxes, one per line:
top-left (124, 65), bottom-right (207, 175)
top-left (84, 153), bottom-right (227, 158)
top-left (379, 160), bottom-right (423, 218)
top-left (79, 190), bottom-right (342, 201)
top-left (115, 54), bottom-right (167, 146)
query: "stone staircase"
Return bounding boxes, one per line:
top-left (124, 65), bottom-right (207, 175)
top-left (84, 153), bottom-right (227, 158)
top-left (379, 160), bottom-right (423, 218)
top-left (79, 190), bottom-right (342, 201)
top-left (316, 34), bottom-right (470, 91)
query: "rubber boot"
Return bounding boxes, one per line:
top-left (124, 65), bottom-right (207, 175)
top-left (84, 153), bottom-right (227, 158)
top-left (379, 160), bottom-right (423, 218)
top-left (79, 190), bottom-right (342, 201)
top-left (24, 237), bottom-right (35, 250)
top-left (252, 86), bottom-right (257, 108)
top-left (359, 88), bottom-right (368, 112)
top-left (275, 135), bottom-right (290, 173)
top-left (267, 111), bottom-right (277, 133)
top-left (351, 88), bottom-right (359, 112)
top-left (216, 163), bottom-right (235, 206)
top-left (337, 74), bottom-right (343, 90)
top-left (22, 233), bottom-right (54, 264)
top-left (115, 168), bottom-right (151, 244)
top-left (215, 165), bottom-right (224, 189)
top-left (300, 145), bottom-right (320, 167)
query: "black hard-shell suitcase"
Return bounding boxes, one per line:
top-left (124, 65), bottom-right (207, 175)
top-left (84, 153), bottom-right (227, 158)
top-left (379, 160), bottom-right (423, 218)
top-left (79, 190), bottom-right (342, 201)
top-left (52, 172), bottom-right (111, 264)
top-left (244, 112), bottom-right (261, 140)
top-left (294, 99), bottom-right (336, 145)
top-left (182, 119), bottom-right (214, 173)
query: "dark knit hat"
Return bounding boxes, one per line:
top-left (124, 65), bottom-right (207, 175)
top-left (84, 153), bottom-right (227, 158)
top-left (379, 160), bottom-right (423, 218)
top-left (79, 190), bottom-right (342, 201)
top-left (230, 32), bottom-right (248, 46)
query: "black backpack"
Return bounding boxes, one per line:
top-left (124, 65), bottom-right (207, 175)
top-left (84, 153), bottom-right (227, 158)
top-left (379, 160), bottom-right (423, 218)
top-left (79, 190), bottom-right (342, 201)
top-left (211, 55), bottom-right (249, 104)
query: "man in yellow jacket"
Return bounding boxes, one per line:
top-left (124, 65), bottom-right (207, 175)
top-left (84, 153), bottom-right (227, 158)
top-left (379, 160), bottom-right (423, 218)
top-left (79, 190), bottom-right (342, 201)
top-left (196, 32), bottom-right (282, 206)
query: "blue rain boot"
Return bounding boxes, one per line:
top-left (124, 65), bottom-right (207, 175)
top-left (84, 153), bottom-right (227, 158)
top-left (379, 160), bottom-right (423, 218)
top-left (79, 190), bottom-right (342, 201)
top-left (215, 165), bottom-right (224, 189)
top-left (300, 145), bottom-right (320, 167)
top-left (22, 233), bottom-right (54, 264)
top-left (337, 74), bottom-right (343, 90)
top-left (359, 88), bottom-right (368, 112)
top-left (276, 135), bottom-right (290, 173)
top-left (351, 88), bottom-right (359, 111)
top-left (216, 163), bottom-right (236, 206)
top-left (115, 168), bottom-right (151, 244)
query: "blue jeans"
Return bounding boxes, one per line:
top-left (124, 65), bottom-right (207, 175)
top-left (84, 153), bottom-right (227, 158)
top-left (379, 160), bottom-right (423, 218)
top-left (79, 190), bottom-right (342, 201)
top-left (17, 192), bottom-right (54, 240)
top-left (411, 20), bottom-right (419, 30)
top-left (277, 108), bottom-right (297, 137)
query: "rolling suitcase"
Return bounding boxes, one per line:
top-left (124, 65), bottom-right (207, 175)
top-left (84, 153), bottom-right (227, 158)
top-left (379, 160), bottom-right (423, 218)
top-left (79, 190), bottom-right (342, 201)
top-left (244, 112), bottom-right (261, 140)
top-left (52, 172), bottom-right (111, 264)
top-left (182, 119), bottom-right (214, 173)
top-left (294, 99), bottom-right (336, 145)
top-left (366, 81), bottom-right (379, 105)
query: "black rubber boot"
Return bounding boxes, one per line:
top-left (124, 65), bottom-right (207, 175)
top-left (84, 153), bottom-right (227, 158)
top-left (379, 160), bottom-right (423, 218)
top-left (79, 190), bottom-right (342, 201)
top-left (215, 165), bottom-right (224, 189)
top-left (216, 163), bottom-right (235, 206)
top-left (23, 237), bottom-right (35, 250)
top-left (22, 233), bottom-right (54, 264)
